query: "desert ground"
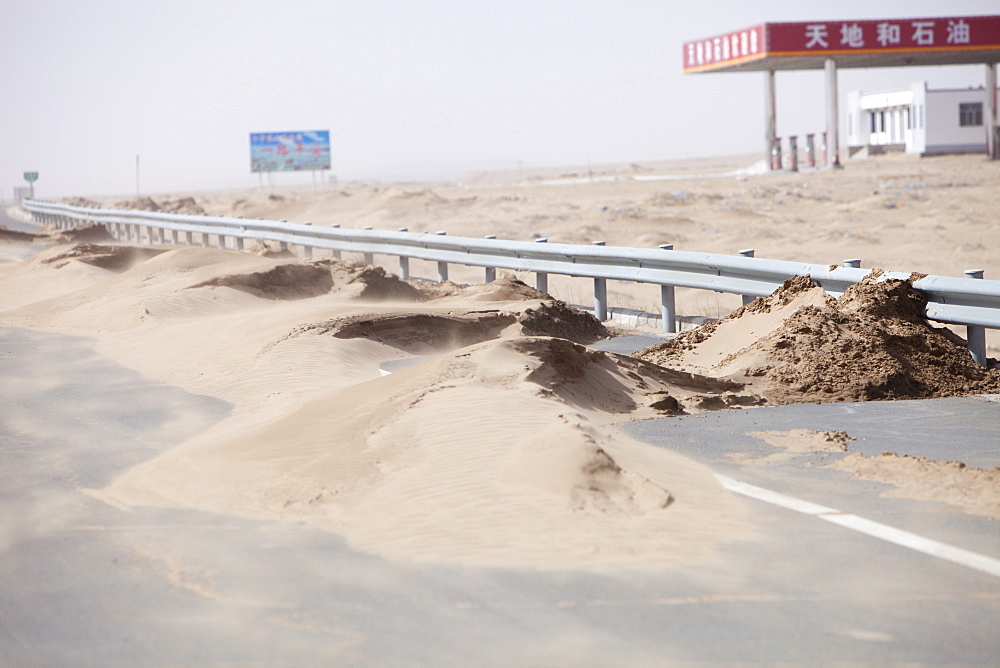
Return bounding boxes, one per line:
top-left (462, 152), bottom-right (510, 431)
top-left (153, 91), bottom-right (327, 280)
top-left (1, 152), bottom-right (998, 662)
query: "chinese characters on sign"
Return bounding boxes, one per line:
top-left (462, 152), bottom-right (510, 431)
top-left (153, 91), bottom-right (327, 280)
top-left (683, 25), bottom-right (765, 71)
top-left (250, 130), bottom-right (331, 173)
top-left (683, 16), bottom-right (999, 72)
top-left (775, 17), bottom-right (982, 53)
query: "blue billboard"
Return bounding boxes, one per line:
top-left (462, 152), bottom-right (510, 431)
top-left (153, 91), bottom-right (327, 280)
top-left (250, 130), bottom-right (331, 172)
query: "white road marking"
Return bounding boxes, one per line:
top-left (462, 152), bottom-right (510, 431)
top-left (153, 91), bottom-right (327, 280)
top-left (715, 474), bottom-right (1000, 579)
top-left (714, 475), bottom-right (838, 515)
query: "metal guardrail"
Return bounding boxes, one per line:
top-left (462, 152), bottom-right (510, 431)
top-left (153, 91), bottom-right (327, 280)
top-left (23, 198), bottom-right (998, 364)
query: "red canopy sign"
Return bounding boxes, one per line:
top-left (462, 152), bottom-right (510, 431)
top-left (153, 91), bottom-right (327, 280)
top-left (684, 15), bottom-right (1000, 73)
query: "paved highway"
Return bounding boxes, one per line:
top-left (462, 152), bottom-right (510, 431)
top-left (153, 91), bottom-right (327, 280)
top-left (1, 203), bottom-right (40, 233)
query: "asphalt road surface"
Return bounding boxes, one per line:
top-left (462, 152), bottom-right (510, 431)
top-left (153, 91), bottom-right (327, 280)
top-left (1, 251), bottom-right (998, 664)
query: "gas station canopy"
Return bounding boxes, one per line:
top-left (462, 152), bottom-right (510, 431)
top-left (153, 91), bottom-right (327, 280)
top-left (683, 15), bottom-right (1000, 73)
top-left (683, 15), bottom-right (1000, 166)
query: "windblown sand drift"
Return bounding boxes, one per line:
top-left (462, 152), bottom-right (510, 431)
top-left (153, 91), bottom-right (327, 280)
top-left (0, 243), bottom-right (755, 568)
top-left (2, 235), bottom-right (997, 567)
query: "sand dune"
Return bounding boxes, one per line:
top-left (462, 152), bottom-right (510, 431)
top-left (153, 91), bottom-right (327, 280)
top-left (1, 244), bottom-right (758, 568)
top-left (94, 336), bottom-right (750, 569)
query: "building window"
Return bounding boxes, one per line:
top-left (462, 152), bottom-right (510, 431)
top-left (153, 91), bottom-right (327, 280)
top-left (959, 102), bottom-right (983, 127)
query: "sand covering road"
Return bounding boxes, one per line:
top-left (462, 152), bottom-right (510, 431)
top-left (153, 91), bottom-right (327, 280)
top-left (1, 244), bottom-right (755, 569)
top-left (2, 240), bottom-right (997, 564)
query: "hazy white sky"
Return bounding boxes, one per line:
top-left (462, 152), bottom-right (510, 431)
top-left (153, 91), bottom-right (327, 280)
top-left (3, 0), bottom-right (997, 197)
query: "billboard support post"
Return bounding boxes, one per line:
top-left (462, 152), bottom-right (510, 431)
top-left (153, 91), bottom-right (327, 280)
top-left (765, 70), bottom-right (776, 170)
top-left (987, 62), bottom-right (998, 160)
top-left (23, 171), bottom-right (38, 199)
top-left (825, 58), bottom-right (841, 168)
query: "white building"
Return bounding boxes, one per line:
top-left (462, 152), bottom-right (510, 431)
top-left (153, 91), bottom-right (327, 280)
top-left (846, 81), bottom-right (998, 156)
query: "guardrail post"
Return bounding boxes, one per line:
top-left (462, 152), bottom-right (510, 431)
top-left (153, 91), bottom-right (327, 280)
top-left (659, 244), bottom-right (676, 333)
top-left (965, 269), bottom-right (987, 366)
top-left (484, 235), bottom-right (497, 282)
top-left (217, 233), bottom-right (227, 250)
top-left (361, 227), bottom-right (375, 264)
top-left (394, 228), bottom-right (408, 278)
top-left (535, 237), bottom-right (549, 293)
top-left (184, 230), bottom-right (193, 245)
top-left (844, 258), bottom-right (861, 268)
top-left (593, 241), bottom-right (607, 321)
top-left (330, 224), bottom-right (341, 259)
top-left (300, 222), bottom-right (312, 257)
top-left (739, 249), bottom-right (756, 305)
top-left (436, 231), bottom-right (448, 282)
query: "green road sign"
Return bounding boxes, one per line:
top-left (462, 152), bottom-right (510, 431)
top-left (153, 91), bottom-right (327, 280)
top-left (23, 172), bottom-right (38, 183)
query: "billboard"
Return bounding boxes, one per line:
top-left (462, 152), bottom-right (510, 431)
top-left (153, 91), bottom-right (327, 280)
top-left (250, 130), bottom-right (331, 172)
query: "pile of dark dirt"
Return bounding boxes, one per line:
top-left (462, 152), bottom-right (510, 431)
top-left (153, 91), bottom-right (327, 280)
top-left (519, 300), bottom-right (609, 344)
top-left (635, 274), bottom-right (1000, 404)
